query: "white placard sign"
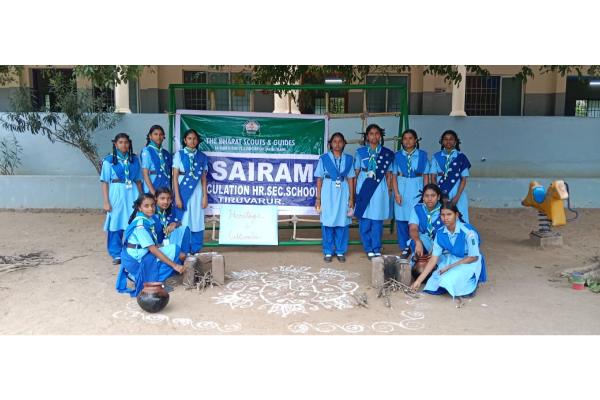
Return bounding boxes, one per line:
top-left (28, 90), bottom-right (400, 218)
top-left (218, 205), bottom-right (278, 245)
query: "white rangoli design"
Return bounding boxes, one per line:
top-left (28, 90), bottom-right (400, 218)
top-left (212, 265), bottom-right (360, 318)
top-left (112, 301), bottom-right (242, 333)
top-left (288, 311), bottom-right (426, 334)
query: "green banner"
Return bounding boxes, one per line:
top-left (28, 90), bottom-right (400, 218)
top-left (178, 113), bottom-right (325, 155)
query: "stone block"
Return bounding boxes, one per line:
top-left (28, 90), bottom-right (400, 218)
top-left (530, 231), bottom-right (563, 247)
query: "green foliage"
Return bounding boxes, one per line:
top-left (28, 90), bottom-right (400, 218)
top-left (0, 66), bottom-right (23, 86)
top-left (251, 65), bottom-right (410, 86)
top-left (73, 65), bottom-right (147, 88)
top-left (0, 133), bottom-right (22, 175)
top-left (0, 70), bottom-right (121, 173)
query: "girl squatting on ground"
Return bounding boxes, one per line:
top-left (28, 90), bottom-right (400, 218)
top-left (172, 128), bottom-right (209, 254)
top-left (411, 201), bottom-right (487, 299)
top-left (392, 129), bottom-right (430, 251)
top-left (141, 124), bottom-right (172, 195)
top-left (314, 132), bottom-right (355, 263)
top-left (153, 187), bottom-right (192, 255)
top-left (100, 133), bottom-right (143, 265)
top-left (408, 183), bottom-right (443, 278)
top-left (354, 124), bottom-right (394, 260)
top-left (430, 129), bottom-right (471, 223)
top-left (115, 193), bottom-right (186, 297)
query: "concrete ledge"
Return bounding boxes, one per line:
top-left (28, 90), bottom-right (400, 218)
top-left (468, 178), bottom-right (600, 208)
top-left (0, 175), bottom-right (102, 208)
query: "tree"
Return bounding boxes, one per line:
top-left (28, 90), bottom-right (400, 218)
top-left (0, 67), bottom-right (147, 173)
top-left (250, 65), bottom-right (600, 86)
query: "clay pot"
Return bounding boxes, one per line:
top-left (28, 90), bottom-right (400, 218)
top-left (137, 282), bottom-right (169, 313)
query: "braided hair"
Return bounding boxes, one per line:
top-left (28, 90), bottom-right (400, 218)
top-left (128, 192), bottom-right (156, 224)
top-left (363, 123), bottom-right (385, 146)
top-left (401, 128), bottom-right (420, 150)
top-left (439, 129), bottom-right (461, 151)
top-left (112, 133), bottom-right (135, 165)
top-left (146, 124), bottom-right (165, 146)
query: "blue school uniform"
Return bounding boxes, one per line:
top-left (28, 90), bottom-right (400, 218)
top-left (115, 213), bottom-right (180, 297)
top-left (392, 148), bottom-right (429, 249)
top-left (407, 203), bottom-right (443, 261)
top-left (429, 149), bottom-right (471, 223)
top-left (423, 220), bottom-right (487, 298)
top-left (172, 148), bottom-right (208, 253)
top-left (100, 152), bottom-right (142, 260)
top-left (354, 145), bottom-right (394, 255)
top-left (140, 142), bottom-right (172, 193)
top-left (153, 207), bottom-right (192, 254)
top-left (314, 151), bottom-right (355, 256)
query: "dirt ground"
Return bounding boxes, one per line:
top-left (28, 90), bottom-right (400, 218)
top-left (0, 208), bottom-right (599, 335)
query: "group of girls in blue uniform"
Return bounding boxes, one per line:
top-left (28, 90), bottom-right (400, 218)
top-left (103, 123), bottom-right (484, 300)
top-left (101, 126), bottom-right (209, 297)
top-left (315, 124), bottom-right (485, 298)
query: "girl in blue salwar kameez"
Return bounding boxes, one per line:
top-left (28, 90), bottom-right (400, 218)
top-left (100, 133), bottom-right (143, 264)
top-left (392, 129), bottom-right (430, 250)
top-left (141, 124), bottom-right (172, 195)
top-left (429, 130), bottom-right (471, 223)
top-left (314, 132), bottom-right (355, 263)
top-left (411, 201), bottom-right (487, 300)
top-left (354, 124), bottom-right (394, 260)
top-left (153, 187), bottom-right (191, 256)
top-left (172, 129), bottom-right (209, 254)
top-left (115, 193), bottom-right (185, 298)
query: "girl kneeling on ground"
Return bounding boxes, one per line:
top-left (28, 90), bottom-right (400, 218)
top-left (410, 201), bottom-right (487, 298)
top-left (153, 187), bottom-right (192, 256)
top-left (115, 193), bottom-right (186, 297)
top-left (407, 183), bottom-right (443, 279)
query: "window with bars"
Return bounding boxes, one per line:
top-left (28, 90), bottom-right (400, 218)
top-left (465, 75), bottom-right (522, 116)
top-left (366, 75), bottom-right (407, 113)
top-left (183, 71), bottom-right (251, 111)
top-left (31, 68), bottom-right (75, 111)
top-left (465, 76), bottom-right (500, 116)
top-left (183, 71), bottom-right (208, 110)
top-left (92, 85), bottom-right (115, 111)
top-left (314, 96), bottom-right (346, 114)
top-left (575, 99), bottom-right (600, 117)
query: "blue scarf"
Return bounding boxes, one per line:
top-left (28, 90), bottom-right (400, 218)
top-left (124, 212), bottom-right (157, 245)
top-left (415, 203), bottom-right (443, 239)
top-left (104, 153), bottom-right (140, 184)
top-left (434, 151), bottom-right (471, 196)
top-left (354, 145), bottom-right (394, 219)
top-left (395, 149), bottom-right (428, 177)
top-left (147, 142), bottom-right (172, 189)
top-left (320, 152), bottom-right (353, 181)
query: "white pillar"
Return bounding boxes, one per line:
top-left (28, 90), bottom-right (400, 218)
top-left (114, 73), bottom-right (131, 113)
top-left (449, 65), bottom-right (467, 117)
top-left (273, 90), bottom-right (300, 114)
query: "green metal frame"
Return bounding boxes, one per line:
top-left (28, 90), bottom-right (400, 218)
top-left (167, 82), bottom-right (410, 247)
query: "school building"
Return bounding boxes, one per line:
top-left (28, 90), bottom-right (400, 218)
top-left (1, 65), bottom-right (600, 117)
top-left (1, 65), bottom-right (599, 210)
